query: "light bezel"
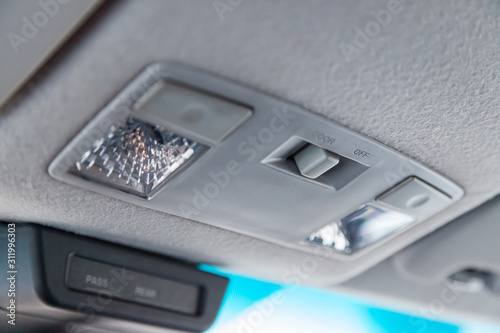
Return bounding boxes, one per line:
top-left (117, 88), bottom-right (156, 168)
top-left (307, 204), bottom-right (416, 254)
top-left (70, 116), bottom-right (206, 199)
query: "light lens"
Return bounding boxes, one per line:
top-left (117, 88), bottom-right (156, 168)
top-left (135, 81), bottom-right (252, 142)
top-left (72, 117), bottom-right (203, 198)
top-left (308, 204), bottom-right (415, 254)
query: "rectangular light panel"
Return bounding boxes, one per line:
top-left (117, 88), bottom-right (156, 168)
top-left (135, 81), bottom-right (252, 142)
top-left (308, 204), bottom-right (415, 254)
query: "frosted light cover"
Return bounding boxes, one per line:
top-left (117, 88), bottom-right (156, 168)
top-left (135, 81), bottom-right (252, 142)
top-left (308, 204), bottom-right (415, 254)
top-left (72, 117), bottom-right (203, 198)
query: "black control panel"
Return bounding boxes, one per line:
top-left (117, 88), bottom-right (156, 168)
top-left (65, 255), bottom-right (201, 315)
top-left (0, 223), bottom-right (228, 332)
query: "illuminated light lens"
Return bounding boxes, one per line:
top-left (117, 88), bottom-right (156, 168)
top-left (308, 204), bottom-right (415, 254)
top-left (73, 117), bottom-right (203, 198)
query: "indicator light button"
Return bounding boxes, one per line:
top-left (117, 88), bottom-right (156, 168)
top-left (377, 177), bottom-right (451, 215)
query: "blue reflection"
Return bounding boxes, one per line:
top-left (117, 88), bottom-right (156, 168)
top-left (200, 265), bottom-right (483, 333)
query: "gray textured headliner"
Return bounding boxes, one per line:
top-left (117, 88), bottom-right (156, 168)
top-left (0, 0), bottom-right (499, 287)
top-left (0, 0), bottom-right (102, 108)
top-left (339, 196), bottom-right (500, 325)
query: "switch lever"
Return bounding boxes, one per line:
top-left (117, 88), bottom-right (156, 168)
top-left (293, 144), bottom-right (339, 179)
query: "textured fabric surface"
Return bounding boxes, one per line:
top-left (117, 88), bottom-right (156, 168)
top-left (339, 196), bottom-right (500, 324)
top-left (0, 0), bottom-right (499, 288)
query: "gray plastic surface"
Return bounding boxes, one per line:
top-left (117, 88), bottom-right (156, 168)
top-left (377, 177), bottom-right (452, 216)
top-left (293, 144), bottom-right (340, 179)
top-left (262, 137), bottom-right (369, 190)
top-left (135, 80), bottom-right (252, 143)
top-left (49, 62), bottom-right (463, 277)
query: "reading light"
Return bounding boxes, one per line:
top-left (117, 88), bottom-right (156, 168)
top-left (72, 117), bottom-right (204, 198)
top-left (308, 204), bottom-right (415, 254)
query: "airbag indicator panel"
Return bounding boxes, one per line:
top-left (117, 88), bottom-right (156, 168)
top-left (66, 255), bottom-right (200, 315)
top-left (10, 223), bottom-right (230, 333)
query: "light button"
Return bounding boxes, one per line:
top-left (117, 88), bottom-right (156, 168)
top-left (293, 144), bottom-right (340, 179)
top-left (377, 177), bottom-right (452, 215)
top-left (134, 81), bottom-right (252, 142)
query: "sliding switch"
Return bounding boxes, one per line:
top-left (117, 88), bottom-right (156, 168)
top-left (293, 144), bottom-right (340, 179)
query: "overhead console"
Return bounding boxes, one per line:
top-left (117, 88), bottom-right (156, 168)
top-left (48, 62), bottom-right (463, 280)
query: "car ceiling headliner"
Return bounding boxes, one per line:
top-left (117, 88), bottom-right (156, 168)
top-left (0, 0), bottom-right (499, 286)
